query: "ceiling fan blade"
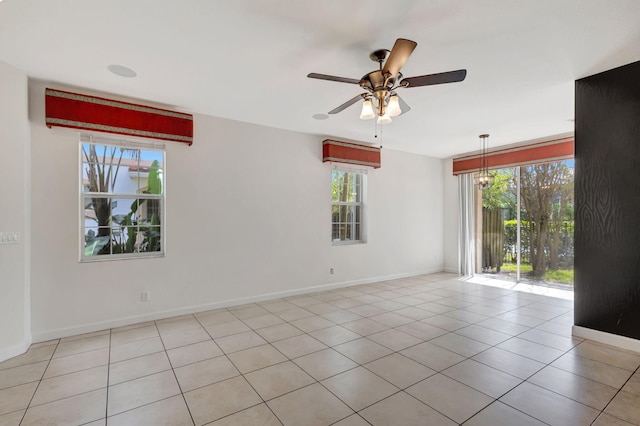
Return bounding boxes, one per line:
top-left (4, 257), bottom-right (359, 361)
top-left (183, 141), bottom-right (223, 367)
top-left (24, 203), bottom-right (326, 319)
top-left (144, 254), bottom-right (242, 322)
top-left (401, 69), bottom-right (467, 88)
top-left (307, 73), bottom-right (361, 85)
top-left (398, 96), bottom-right (411, 115)
top-left (382, 38), bottom-right (417, 78)
top-left (328, 94), bottom-right (364, 114)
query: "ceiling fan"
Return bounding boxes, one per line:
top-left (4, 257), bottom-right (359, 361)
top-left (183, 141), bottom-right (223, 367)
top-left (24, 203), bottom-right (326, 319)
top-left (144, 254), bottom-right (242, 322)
top-left (308, 38), bottom-right (466, 124)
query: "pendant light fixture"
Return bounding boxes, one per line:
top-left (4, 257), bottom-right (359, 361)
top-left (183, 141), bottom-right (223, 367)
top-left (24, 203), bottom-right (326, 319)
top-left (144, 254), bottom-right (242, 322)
top-left (359, 98), bottom-right (375, 120)
top-left (476, 134), bottom-right (492, 189)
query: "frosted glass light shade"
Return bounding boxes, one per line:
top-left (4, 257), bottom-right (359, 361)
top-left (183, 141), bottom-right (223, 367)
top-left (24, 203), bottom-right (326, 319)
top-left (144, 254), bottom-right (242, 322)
top-left (377, 112), bottom-right (392, 124)
top-left (387, 95), bottom-right (401, 116)
top-left (360, 99), bottom-right (375, 120)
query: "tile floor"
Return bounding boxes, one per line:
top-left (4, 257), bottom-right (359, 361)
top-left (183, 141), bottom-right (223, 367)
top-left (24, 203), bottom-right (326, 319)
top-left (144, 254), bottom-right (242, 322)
top-left (1, 273), bottom-right (640, 425)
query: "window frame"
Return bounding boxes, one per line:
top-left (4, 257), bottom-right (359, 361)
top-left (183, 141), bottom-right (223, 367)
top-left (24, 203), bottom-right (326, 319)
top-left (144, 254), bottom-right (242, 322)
top-left (79, 134), bottom-right (166, 262)
top-left (331, 166), bottom-right (367, 245)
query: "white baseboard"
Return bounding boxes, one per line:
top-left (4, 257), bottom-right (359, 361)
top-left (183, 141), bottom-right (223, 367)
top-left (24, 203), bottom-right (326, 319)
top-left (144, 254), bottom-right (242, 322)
top-left (572, 325), bottom-right (640, 353)
top-left (443, 266), bottom-right (459, 274)
top-left (0, 335), bottom-right (32, 363)
top-left (32, 268), bottom-right (443, 342)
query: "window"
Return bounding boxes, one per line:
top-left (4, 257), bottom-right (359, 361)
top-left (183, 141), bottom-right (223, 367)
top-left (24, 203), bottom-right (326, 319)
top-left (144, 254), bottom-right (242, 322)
top-left (331, 169), bottom-right (365, 243)
top-left (80, 136), bottom-right (165, 260)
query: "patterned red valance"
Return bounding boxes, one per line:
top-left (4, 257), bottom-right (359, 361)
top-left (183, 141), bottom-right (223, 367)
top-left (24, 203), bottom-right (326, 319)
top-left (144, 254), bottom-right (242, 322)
top-left (45, 88), bottom-right (193, 145)
top-left (452, 136), bottom-right (574, 175)
top-left (322, 139), bottom-right (381, 169)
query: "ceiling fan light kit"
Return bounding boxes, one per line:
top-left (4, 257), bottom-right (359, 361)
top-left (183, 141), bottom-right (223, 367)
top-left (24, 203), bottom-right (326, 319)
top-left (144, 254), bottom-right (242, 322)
top-left (308, 38), bottom-right (467, 126)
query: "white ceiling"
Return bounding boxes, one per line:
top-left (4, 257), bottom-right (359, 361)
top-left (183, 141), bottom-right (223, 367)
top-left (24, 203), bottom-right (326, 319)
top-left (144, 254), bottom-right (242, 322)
top-left (1, 0), bottom-right (639, 158)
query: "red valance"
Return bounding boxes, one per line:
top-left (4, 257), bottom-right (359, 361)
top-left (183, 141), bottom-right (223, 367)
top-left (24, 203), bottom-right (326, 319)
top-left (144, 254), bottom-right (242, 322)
top-left (453, 136), bottom-right (574, 175)
top-left (322, 139), bottom-right (381, 169)
top-left (45, 88), bottom-right (193, 145)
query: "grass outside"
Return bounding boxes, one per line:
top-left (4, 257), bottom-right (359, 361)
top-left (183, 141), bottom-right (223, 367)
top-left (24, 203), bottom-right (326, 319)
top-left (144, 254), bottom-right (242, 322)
top-left (499, 262), bottom-right (573, 285)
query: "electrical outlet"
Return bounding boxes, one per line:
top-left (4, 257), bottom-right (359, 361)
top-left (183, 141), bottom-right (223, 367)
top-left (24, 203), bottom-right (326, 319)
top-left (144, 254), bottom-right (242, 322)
top-left (330, 268), bottom-right (334, 275)
top-left (141, 291), bottom-right (150, 302)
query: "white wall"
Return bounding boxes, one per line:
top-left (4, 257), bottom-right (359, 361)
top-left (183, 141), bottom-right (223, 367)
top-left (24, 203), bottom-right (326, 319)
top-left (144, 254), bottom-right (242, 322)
top-left (0, 62), bottom-right (31, 362)
top-left (29, 81), bottom-right (446, 341)
top-left (442, 158), bottom-right (459, 273)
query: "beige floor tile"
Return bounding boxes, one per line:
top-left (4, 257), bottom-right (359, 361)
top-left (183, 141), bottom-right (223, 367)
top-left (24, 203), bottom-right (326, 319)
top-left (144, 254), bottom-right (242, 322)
top-left (392, 306), bottom-right (434, 320)
top-left (109, 351), bottom-right (171, 385)
top-left (604, 390), bottom-right (640, 425)
top-left (367, 329), bottom-right (422, 351)
top-left (497, 337), bottom-right (564, 364)
top-left (184, 376), bottom-right (262, 425)
top-left (272, 334), bottom-right (327, 359)
top-left (0, 382), bottom-right (37, 416)
top-left (429, 333), bottom-right (490, 358)
top-left (420, 314), bottom-right (470, 331)
top-left (0, 410), bottom-right (25, 426)
top-left (472, 347), bottom-right (545, 379)
top-left (622, 372), bottom-right (640, 395)
top-left (194, 310), bottom-right (236, 327)
top-left (107, 370), bottom-right (181, 416)
top-left (534, 320), bottom-right (574, 337)
top-left (477, 317), bottom-right (531, 335)
top-left (167, 340), bottom-right (223, 368)
top-left (159, 326), bottom-right (211, 350)
top-left (110, 325), bottom-right (159, 346)
top-left (209, 403), bottom-right (281, 426)
top-left (244, 360), bottom-right (314, 400)
top-left (255, 323), bottom-right (303, 342)
top-left (230, 305), bottom-right (270, 319)
top-left (494, 312), bottom-right (546, 327)
top-left (31, 365), bottom-right (107, 406)
top-left (400, 341), bottom-right (465, 372)
top-left (551, 352), bottom-right (633, 389)
top-left (321, 310), bottom-right (362, 324)
top-left (204, 320), bottom-right (251, 339)
top-left (330, 298), bottom-right (363, 309)
top-left (275, 307), bottom-right (315, 322)
top-left (215, 331), bottom-right (267, 354)
top-left (570, 341), bottom-right (640, 371)
top-left (53, 334), bottom-right (110, 358)
top-left (174, 355), bottom-right (239, 392)
top-left (111, 321), bottom-right (155, 334)
top-left (155, 316), bottom-right (201, 334)
top-left (331, 414), bottom-right (370, 426)
top-left (348, 304), bottom-right (387, 317)
top-left (365, 353), bottom-right (436, 389)
top-left (464, 401), bottom-right (547, 426)
top-left (0, 361), bottom-right (47, 390)
top-left (107, 395), bottom-right (193, 426)
top-left (59, 330), bottom-right (108, 343)
top-left (227, 344), bottom-right (287, 374)
top-left (340, 318), bottom-right (390, 336)
top-left (43, 347), bottom-right (109, 379)
top-left (395, 321), bottom-right (448, 341)
top-left (290, 316), bottom-right (335, 333)
top-left (0, 345), bottom-right (55, 371)
top-left (592, 413), bottom-right (636, 426)
top-left (518, 328), bottom-right (582, 351)
top-left (529, 365), bottom-right (618, 410)
top-left (267, 382), bottom-right (353, 426)
top-left (368, 312), bottom-right (414, 327)
top-left (371, 300), bottom-right (408, 312)
top-left (322, 366), bottom-right (399, 411)
top-left (259, 300), bottom-right (298, 313)
top-left (500, 381), bottom-right (600, 426)
top-left (415, 302), bottom-right (457, 315)
top-left (360, 391), bottom-right (456, 426)
top-left (109, 336), bottom-right (164, 363)
top-left (441, 359), bottom-right (522, 398)
top-left (21, 388), bottom-right (106, 426)
top-left (305, 302), bottom-right (342, 315)
top-left (242, 313), bottom-right (285, 329)
top-left (309, 326), bottom-right (361, 346)
top-left (293, 348), bottom-right (358, 381)
top-left (455, 325), bottom-right (512, 346)
top-left (333, 337), bottom-right (393, 364)
top-left (443, 309), bottom-right (489, 324)
top-left (407, 373), bottom-right (493, 423)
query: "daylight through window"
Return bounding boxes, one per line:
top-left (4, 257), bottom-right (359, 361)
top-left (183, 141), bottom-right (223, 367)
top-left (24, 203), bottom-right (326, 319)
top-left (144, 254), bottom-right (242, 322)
top-left (80, 136), bottom-right (165, 260)
top-left (331, 169), bottom-right (365, 243)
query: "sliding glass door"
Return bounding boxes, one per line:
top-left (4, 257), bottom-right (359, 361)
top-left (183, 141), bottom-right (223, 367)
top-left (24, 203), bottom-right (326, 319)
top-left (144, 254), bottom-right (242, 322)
top-left (480, 160), bottom-right (574, 286)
